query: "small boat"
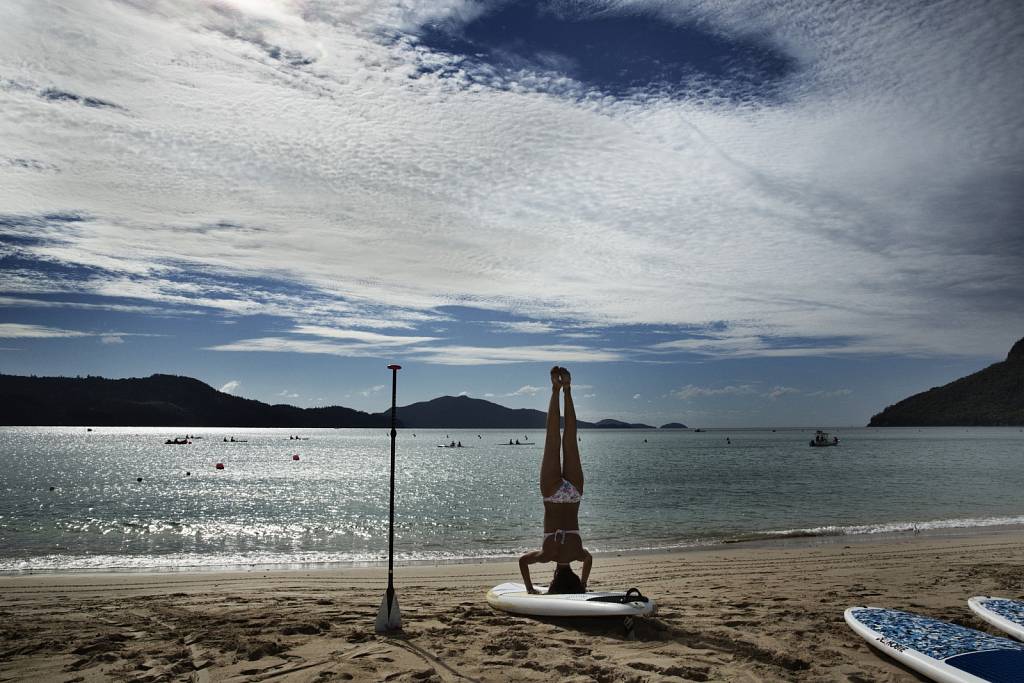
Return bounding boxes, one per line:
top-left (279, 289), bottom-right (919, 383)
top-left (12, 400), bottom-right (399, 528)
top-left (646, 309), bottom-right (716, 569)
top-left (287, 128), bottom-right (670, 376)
top-left (809, 430), bottom-right (839, 447)
top-left (165, 438), bottom-right (191, 445)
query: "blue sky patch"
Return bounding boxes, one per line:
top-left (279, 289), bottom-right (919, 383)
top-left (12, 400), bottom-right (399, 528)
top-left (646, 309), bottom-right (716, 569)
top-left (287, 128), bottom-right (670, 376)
top-left (412, 1), bottom-right (796, 100)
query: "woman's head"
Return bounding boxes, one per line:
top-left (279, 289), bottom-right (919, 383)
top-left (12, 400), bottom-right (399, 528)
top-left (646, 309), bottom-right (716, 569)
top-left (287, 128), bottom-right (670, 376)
top-left (547, 564), bottom-right (585, 594)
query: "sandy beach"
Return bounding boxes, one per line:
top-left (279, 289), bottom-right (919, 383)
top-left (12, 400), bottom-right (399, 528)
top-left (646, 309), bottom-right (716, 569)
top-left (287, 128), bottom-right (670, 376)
top-left (1, 530), bottom-right (1022, 682)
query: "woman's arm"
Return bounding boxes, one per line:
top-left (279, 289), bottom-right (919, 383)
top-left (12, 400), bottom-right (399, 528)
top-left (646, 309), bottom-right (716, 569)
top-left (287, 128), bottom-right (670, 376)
top-left (518, 550), bottom-right (545, 593)
top-left (579, 549), bottom-right (593, 591)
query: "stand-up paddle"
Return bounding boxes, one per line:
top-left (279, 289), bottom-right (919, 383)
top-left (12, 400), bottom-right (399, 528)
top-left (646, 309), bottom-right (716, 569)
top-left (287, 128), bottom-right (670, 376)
top-left (376, 364), bottom-right (402, 633)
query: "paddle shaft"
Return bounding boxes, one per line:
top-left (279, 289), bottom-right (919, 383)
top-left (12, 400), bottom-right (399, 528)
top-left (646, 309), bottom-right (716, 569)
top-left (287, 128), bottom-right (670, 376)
top-left (386, 364), bottom-right (400, 601)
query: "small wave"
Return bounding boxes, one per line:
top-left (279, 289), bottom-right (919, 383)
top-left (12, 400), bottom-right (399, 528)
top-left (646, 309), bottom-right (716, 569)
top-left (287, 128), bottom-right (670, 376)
top-left (0, 547), bottom-right (527, 573)
top-left (4, 515), bottom-right (1024, 572)
top-left (732, 515), bottom-right (1024, 543)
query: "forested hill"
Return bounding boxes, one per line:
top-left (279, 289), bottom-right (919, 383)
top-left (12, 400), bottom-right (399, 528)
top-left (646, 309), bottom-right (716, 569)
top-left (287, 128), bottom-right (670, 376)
top-left (0, 373), bottom-right (383, 427)
top-left (0, 374), bottom-right (666, 428)
top-left (868, 337), bottom-right (1024, 426)
top-left (382, 394), bottom-right (597, 429)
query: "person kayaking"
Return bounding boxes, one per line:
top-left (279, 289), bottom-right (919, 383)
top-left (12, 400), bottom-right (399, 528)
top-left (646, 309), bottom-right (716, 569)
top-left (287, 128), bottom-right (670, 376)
top-left (518, 366), bottom-right (592, 594)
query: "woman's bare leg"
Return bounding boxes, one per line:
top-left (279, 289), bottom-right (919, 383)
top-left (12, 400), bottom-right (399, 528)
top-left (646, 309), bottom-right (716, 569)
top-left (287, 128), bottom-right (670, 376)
top-left (540, 367), bottom-right (563, 497)
top-left (560, 368), bottom-right (583, 494)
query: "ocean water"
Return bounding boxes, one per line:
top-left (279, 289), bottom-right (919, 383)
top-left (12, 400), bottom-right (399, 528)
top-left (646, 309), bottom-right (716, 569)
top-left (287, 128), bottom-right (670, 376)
top-left (1, 426), bottom-right (1022, 572)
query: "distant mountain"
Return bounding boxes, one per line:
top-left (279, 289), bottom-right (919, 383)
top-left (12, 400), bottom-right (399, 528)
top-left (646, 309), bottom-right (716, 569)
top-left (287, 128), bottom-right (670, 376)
top-left (660, 422), bottom-right (689, 429)
top-left (868, 337), bottom-right (1024, 426)
top-left (375, 395), bottom-right (598, 429)
top-left (0, 374), bottom-right (645, 428)
top-left (0, 373), bottom-right (382, 427)
top-left (591, 418), bottom-right (656, 429)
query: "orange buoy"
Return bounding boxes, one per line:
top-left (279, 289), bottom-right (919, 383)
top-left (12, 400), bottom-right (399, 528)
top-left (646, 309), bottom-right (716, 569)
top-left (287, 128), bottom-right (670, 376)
top-left (215, 463), bottom-right (224, 470)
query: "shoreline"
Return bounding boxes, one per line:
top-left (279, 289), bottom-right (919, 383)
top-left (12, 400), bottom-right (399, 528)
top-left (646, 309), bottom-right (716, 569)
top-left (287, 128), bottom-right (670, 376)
top-left (5, 519), bottom-right (1024, 577)
top-left (2, 528), bottom-right (1022, 681)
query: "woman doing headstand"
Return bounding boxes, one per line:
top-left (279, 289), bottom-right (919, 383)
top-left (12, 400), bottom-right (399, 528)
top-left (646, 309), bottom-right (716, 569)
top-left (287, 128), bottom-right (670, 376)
top-left (518, 366), bottom-right (592, 594)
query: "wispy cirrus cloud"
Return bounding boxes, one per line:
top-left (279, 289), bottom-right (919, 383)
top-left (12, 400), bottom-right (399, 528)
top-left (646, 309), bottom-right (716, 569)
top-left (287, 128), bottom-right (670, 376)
top-left (0, 322), bottom-right (156, 342)
top-left (0, 295), bottom-right (188, 315)
top-left (491, 321), bottom-right (557, 334)
top-left (1, 0), bottom-right (1021, 360)
top-left (206, 337), bottom-right (382, 358)
top-left (671, 384), bottom-right (759, 400)
top-left (220, 380), bottom-right (240, 394)
top-left (808, 388), bottom-right (853, 398)
top-left (405, 344), bottom-right (623, 366)
top-left (291, 325), bottom-right (438, 345)
top-left (0, 323), bottom-right (90, 339)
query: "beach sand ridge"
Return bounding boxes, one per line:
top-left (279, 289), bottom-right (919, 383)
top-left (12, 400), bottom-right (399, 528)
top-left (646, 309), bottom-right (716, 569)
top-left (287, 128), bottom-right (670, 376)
top-left (1, 531), bottom-right (1022, 681)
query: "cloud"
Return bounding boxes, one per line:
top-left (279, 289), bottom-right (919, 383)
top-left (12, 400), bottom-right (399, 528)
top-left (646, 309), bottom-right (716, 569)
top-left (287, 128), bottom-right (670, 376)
top-left (0, 295), bottom-right (188, 315)
top-left (278, 388), bottom-right (299, 399)
top-left (207, 337), bottom-right (400, 358)
top-left (220, 380), bottom-right (241, 394)
top-left (291, 325), bottom-right (438, 345)
top-left (1, 0), bottom-right (1022, 359)
top-left (0, 323), bottom-right (159, 345)
top-left (766, 385), bottom-right (800, 399)
top-left (808, 388), bottom-right (853, 398)
top-left (671, 384), bottom-right (759, 400)
top-left (0, 323), bottom-right (90, 339)
top-left (359, 384), bottom-right (386, 396)
top-left (405, 344), bottom-right (623, 366)
top-left (506, 384), bottom-right (543, 397)
top-left (632, 393), bottom-right (641, 400)
top-left (491, 321), bottom-right (557, 334)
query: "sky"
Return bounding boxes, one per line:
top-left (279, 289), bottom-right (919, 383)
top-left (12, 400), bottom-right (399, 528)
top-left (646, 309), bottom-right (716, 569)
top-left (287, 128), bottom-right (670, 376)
top-left (1, 0), bottom-right (1022, 427)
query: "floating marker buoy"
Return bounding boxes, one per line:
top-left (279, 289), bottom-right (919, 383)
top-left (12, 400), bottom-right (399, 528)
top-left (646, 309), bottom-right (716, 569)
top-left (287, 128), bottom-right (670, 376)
top-left (49, 486), bottom-right (55, 491)
top-left (292, 454), bottom-right (300, 461)
top-left (137, 477), bottom-right (143, 482)
top-left (215, 463), bottom-right (224, 470)
top-left (186, 471), bottom-right (191, 476)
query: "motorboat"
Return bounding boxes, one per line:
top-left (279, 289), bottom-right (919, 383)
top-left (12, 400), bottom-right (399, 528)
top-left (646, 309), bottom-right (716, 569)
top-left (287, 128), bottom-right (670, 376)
top-left (809, 430), bottom-right (839, 447)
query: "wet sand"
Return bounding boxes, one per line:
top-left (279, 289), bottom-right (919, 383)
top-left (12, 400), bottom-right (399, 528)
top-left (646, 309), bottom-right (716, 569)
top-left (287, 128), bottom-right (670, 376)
top-left (1, 530), bottom-right (1022, 682)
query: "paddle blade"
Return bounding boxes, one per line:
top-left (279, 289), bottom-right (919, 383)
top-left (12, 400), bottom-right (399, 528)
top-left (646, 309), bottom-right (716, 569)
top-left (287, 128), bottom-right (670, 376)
top-left (375, 591), bottom-right (401, 633)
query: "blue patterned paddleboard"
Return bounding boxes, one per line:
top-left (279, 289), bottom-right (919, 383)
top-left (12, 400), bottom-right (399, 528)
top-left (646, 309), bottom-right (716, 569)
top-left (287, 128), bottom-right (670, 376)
top-left (969, 597), bottom-right (1024, 642)
top-left (845, 607), bottom-right (1024, 682)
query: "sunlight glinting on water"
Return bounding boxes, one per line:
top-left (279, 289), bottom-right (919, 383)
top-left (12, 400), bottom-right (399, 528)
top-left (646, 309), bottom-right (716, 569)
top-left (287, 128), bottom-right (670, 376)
top-left (1, 426), bottom-right (1023, 571)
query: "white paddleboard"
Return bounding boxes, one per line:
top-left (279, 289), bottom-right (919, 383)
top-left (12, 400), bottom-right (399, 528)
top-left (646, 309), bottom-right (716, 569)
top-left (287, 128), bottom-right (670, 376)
top-left (845, 606), bottom-right (1024, 683)
top-left (969, 597), bottom-right (1024, 642)
top-left (487, 583), bottom-right (657, 618)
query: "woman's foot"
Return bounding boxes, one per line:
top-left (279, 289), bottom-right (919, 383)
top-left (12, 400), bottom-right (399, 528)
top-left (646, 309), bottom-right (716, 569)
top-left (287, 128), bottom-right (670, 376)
top-left (551, 365), bottom-right (563, 390)
top-left (559, 367), bottom-right (571, 388)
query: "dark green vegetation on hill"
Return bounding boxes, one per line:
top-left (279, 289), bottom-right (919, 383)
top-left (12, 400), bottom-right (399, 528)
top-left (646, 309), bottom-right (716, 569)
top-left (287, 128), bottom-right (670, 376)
top-left (389, 394), bottom-right (597, 429)
top-left (0, 374), bottom-right (654, 428)
top-left (0, 374), bottom-right (382, 428)
top-left (869, 337), bottom-right (1024, 426)
top-left (592, 418), bottom-right (656, 429)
